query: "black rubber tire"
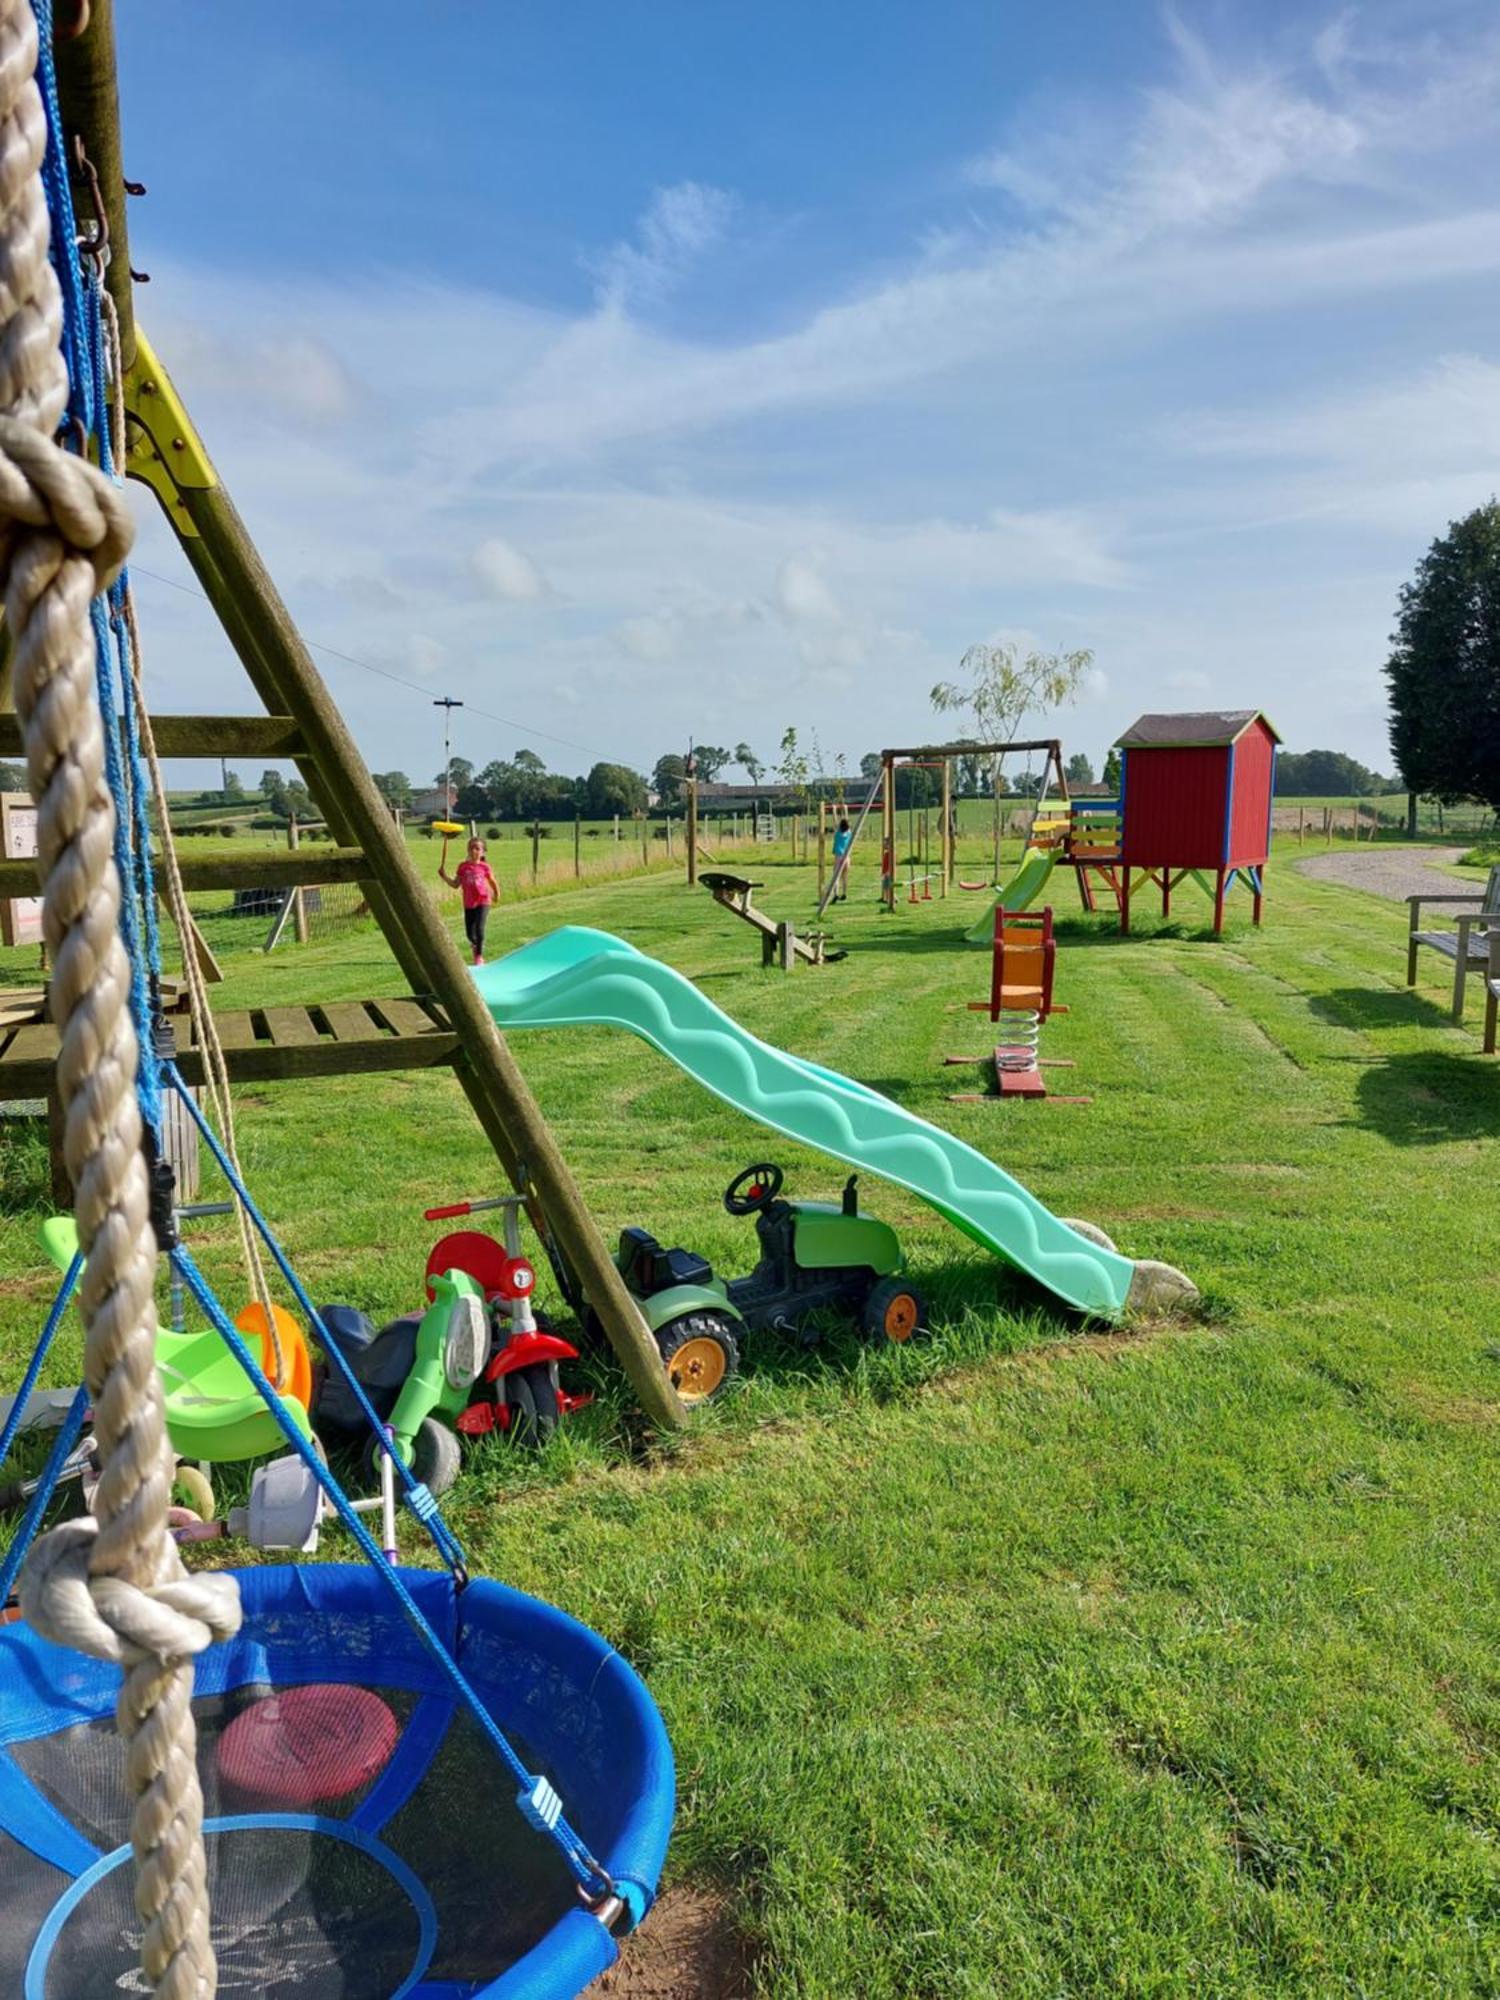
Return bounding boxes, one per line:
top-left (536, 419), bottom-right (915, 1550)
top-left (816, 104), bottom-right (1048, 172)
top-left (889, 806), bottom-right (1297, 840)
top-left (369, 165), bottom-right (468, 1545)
top-left (505, 1366), bottom-right (560, 1448)
top-left (861, 1277), bottom-right (926, 1346)
top-left (655, 1311), bottom-right (740, 1404)
top-left (364, 1416), bottom-right (462, 1497)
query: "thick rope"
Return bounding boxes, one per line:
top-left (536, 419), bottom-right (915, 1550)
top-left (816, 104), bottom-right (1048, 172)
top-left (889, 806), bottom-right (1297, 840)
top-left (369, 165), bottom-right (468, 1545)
top-left (0, 5), bottom-right (238, 1995)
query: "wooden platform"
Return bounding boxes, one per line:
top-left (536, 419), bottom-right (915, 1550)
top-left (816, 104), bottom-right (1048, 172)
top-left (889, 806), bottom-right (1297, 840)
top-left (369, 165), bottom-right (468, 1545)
top-left (0, 995), bottom-right (458, 1098)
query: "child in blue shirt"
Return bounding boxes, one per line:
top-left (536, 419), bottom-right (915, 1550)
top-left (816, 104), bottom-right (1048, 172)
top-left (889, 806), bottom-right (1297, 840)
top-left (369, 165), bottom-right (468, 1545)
top-left (831, 818), bottom-right (853, 901)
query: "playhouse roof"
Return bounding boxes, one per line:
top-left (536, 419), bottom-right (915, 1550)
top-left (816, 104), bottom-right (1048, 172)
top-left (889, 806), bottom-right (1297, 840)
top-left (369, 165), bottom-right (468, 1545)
top-left (1114, 709), bottom-right (1281, 749)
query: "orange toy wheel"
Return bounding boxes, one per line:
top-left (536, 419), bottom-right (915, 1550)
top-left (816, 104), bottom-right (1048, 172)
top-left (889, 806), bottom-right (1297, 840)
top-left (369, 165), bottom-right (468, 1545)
top-left (862, 1278), bottom-right (925, 1346)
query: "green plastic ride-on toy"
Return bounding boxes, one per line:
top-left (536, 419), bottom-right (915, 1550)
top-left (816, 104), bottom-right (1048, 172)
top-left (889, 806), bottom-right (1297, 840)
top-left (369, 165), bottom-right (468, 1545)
top-left (616, 1163), bottom-right (926, 1403)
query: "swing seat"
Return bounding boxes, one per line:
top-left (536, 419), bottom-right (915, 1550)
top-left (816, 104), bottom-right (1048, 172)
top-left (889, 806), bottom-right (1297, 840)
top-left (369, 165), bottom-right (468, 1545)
top-left (39, 1221), bottom-right (313, 1464)
top-left (0, 1563), bottom-right (675, 1998)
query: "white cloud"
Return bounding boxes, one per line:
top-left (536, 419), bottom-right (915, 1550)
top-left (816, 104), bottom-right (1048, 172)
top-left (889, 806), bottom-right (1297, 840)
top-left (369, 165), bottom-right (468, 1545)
top-left (594, 181), bottom-right (738, 310)
top-left (409, 632), bottom-right (445, 677)
top-left (777, 557), bottom-right (842, 625)
top-left (615, 611), bottom-right (678, 662)
top-left (471, 537), bottom-right (548, 602)
top-left (115, 12), bottom-right (1500, 779)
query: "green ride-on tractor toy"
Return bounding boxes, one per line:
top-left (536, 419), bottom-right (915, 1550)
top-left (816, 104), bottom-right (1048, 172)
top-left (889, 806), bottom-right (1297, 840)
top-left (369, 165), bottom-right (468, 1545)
top-left (617, 1163), bottom-right (926, 1403)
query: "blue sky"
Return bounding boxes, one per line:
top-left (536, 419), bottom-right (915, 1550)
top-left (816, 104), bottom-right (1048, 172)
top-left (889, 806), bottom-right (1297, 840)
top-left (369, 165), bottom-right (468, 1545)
top-left (117, 0), bottom-right (1500, 788)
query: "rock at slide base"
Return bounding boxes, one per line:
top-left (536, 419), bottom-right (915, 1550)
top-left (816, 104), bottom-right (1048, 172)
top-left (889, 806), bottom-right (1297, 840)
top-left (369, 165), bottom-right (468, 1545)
top-left (1126, 1259), bottom-right (1200, 1316)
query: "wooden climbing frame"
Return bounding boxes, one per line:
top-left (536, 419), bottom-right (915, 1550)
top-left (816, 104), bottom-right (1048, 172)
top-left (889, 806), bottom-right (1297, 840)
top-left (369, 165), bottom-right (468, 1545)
top-left (1, 1), bottom-right (687, 1431)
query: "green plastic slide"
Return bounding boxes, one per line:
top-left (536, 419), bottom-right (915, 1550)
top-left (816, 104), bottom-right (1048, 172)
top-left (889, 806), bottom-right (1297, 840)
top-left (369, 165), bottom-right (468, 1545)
top-left (475, 926), bottom-right (1166, 1320)
top-left (963, 845), bottom-right (1057, 944)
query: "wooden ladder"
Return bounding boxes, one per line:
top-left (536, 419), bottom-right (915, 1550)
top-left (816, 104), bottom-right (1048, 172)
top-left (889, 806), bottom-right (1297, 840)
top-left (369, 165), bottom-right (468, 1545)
top-left (0, 9), bottom-right (684, 1429)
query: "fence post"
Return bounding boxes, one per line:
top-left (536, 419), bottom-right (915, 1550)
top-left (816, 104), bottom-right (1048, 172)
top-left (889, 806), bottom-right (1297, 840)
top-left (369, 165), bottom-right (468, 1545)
top-left (288, 814), bottom-right (308, 944)
top-left (574, 809), bottom-right (581, 878)
top-left (531, 820), bottom-right (540, 883)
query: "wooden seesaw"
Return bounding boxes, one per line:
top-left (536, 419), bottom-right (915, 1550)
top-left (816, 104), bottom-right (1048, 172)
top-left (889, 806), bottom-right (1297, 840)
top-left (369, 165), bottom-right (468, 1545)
top-left (700, 872), bottom-right (844, 968)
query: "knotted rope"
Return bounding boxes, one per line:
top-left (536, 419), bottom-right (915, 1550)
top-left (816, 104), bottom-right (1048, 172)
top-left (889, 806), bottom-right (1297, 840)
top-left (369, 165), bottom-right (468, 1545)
top-left (1, 3), bottom-right (238, 1994)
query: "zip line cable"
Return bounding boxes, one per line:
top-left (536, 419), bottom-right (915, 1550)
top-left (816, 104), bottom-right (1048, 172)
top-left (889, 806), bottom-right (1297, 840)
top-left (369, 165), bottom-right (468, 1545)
top-left (129, 562), bottom-right (598, 759)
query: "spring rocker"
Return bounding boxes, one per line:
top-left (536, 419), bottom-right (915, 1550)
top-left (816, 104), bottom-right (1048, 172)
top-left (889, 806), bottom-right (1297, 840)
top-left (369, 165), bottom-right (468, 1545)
top-left (946, 906), bottom-right (1089, 1104)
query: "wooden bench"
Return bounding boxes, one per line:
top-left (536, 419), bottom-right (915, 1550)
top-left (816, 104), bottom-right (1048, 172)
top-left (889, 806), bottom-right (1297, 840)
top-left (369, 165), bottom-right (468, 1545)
top-left (1406, 865), bottom-right (1500, 1020)
top-left (1485, 931), bottom-right (1500, 1054)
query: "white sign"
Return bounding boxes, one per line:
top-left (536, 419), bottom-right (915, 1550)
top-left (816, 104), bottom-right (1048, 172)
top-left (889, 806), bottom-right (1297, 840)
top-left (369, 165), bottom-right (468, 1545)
top-left (1, 791), bottom-right (43, 948)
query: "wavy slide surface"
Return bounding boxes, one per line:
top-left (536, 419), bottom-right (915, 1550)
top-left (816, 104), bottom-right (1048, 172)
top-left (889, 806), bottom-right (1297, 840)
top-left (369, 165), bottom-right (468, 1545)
top-left (964, 846), bottom-right (1057, 944)
top-left (474, 927), bottom-right (1135, 1318)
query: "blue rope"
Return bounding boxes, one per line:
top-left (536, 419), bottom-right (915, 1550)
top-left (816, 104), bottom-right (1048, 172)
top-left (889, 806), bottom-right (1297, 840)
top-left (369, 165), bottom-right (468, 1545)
top-left (0, 1256), bottom-right (82, 1478)
top-left (15, 0), bottom-right (609, 1901)
top-left (169, 1249), bottom-right (612, 1900)
top-left (0, 1383), bottom-right (90, 1604)
top-left (29, 0), bottom-right (93, 441)
top-left (164, 1065), bottom-right (469, 1578)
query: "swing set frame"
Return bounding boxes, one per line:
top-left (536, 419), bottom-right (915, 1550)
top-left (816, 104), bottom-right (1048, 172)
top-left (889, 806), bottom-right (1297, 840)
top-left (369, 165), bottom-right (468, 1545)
top-left (864, 739), bottom-right (1069, 914)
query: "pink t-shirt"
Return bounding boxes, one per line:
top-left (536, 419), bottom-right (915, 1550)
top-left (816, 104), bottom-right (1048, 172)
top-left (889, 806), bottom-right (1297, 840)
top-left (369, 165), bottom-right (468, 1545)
top-left (456, 860), bottom-right (498, 909)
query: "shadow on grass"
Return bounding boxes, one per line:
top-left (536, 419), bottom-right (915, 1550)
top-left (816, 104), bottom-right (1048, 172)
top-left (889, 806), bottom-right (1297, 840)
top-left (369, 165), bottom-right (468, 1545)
top-left (1309, 986), bottom-right (1459, 1034)
top-left (1349, 1050), bottom-right (1500, 1144)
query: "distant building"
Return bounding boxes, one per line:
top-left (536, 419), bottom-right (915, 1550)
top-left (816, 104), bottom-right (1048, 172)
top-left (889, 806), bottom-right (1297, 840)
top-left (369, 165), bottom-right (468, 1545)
top-left (697, 781), bottom-right (804, 803)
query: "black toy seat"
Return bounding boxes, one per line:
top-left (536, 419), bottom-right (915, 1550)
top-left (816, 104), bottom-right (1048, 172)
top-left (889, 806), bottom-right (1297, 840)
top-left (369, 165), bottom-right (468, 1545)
top-left (617, 1227), bottom-right (714, 1297)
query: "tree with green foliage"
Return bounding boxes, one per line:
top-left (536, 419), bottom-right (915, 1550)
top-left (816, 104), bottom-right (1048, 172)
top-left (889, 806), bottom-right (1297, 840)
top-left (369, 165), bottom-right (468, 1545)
top-left (1274, 750), bottom-right (1395, 797)
top-left (281, 779), bottom-right (314, 823)
top-left (1102, 747), bottom-right (1122, 791)
top-left (652, 753), bottom-right (687, 804)
top-left (454, 781), bottom-right (495, 820)
top-left (734, 742), bottom-right (763, 783)
top-left (260, 769), bottom-right (288, 814)
top-left (776, 726), bottom-right (810, 807)
top-left (372, 770), bottom-right (413, 809)
top-left (434, 756), bottom-right (474, 796)
top-left (932, 641), bottom-right (1093, 872)
top-left (1387, 501), bottom-right (1500, 811)
top-left (0, 758), bottom-right (24, 791)
top-left (691, 744), bottom-right (730, 783)
top-left (585, 761), bottom-right (647, 817)
top-left (1066, 752), bottom-right (1095, 787)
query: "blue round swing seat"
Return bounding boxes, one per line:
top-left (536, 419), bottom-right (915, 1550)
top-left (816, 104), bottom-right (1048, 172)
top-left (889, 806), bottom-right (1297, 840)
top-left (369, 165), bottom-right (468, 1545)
top-left (0, 1564), bottom-right (674, 1998)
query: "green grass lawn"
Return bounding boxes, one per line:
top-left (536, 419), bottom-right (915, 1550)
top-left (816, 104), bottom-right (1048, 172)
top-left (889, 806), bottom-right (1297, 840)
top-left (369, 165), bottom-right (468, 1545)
top-left (2, 841), bottom-right (1498, 1995)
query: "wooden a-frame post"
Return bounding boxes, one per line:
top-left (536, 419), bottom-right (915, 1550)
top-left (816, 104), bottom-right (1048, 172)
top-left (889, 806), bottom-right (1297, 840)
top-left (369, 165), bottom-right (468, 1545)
top-left (53, 3), bottom-right (685, 1430)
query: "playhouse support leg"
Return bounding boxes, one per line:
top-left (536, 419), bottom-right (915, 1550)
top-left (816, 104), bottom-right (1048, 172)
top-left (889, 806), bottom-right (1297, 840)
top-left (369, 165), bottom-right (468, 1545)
top-left (1253, 868), bottom-right (1264, 927)
top-left (1161, 868), bottom-right (1171, 920)
top-left (1212, 868), bottom-right (1227, 935)
top-left (1120, 868), bottom-right (1132, 934)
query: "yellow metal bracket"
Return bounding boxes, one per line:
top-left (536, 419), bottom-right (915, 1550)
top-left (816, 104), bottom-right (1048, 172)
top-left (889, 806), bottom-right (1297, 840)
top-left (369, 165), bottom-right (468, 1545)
top-left (122, 329), bottom-right (218, 537)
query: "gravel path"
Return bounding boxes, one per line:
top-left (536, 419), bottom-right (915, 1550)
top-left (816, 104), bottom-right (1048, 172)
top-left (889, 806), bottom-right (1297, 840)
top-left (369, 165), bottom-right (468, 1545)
top-left (1295, 846), bottom-right (1469, 903)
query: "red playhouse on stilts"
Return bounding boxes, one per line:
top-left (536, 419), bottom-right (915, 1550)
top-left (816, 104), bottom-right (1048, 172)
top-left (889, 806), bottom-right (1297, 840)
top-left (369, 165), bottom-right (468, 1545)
top-left (1115, 710), bottom-right (1280, 936)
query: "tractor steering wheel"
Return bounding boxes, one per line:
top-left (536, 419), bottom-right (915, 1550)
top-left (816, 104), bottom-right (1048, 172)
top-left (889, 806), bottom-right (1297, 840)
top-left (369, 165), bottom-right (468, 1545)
top-left (723, 1163), bottom-right (785, 1216)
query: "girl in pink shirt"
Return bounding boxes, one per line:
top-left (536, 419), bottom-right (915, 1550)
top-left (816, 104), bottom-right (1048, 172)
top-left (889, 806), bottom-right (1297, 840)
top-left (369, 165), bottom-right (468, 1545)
top-left (440, 837), bottom-right (500, 965)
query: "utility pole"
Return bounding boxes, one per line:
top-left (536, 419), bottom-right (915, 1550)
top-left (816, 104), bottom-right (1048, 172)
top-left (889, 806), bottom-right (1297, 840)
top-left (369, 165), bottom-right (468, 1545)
top-left (685, 738), bottom-right (698, 886)
top-left (433, 696), bottom-right (463, 815)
